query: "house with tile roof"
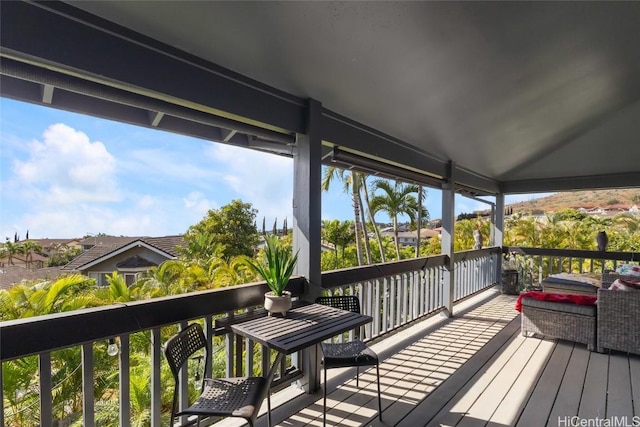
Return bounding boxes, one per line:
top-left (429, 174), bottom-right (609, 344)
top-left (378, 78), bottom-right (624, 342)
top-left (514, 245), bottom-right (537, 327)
top-left (0, 266), bottom-right (65, 290)
top-left (62, 236), bottom-right (184, 286)
top-left (380, 228), bottom-right (441, 248)
top-left (0, 238), bottom-right (82, 269)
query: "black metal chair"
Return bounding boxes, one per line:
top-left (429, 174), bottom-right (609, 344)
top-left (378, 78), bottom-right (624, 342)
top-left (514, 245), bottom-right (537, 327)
top-left (315, 295), bottom-right (382, 425)
top-left (164, 323), bottom-right (275, 427)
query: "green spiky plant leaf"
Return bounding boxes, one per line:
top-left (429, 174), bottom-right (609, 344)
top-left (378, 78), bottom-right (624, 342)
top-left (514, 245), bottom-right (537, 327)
top-left (244, 235), bottom-right (298, 296)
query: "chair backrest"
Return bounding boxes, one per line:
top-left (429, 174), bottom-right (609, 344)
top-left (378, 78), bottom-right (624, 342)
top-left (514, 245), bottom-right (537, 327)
top-left (164, 323), bottom-right (209, 422)
top-left (164, 323), bottom-right (208, 379)
top-left (316, 295), bottom-right (361, 314)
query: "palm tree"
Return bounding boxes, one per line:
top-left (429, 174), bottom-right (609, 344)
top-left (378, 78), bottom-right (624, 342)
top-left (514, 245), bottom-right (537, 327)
top-left (369, 180), bottom-right (420, 260)
top-left (355, 185), bottom-right (373, 264)
top-left (506, 214), bottom-right (541, 247)
top-left (210, 256), bottom-right (253, 287)
top-left (404, 184), bottom-right (429, 257)
top-left (136, 260), bottom-right (185, 297)
top-left (321, 167), bottom-right (366, 265)
top-left (21, 240), bottom-right (43, 268)
top-left (322, 219), bottom-right (356, 269)
top-left (454, 219), bottom-right (477, 251)
top-left (361, 177), bottom-right (387, 262)
top-left (2, 239), bottom-right (25, 266)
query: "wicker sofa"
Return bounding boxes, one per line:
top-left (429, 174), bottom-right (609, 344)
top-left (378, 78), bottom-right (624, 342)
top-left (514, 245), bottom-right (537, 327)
top-left (521, 270), bottom-right (639, 355)
top-left (596, 288), bottom-right (640, 355)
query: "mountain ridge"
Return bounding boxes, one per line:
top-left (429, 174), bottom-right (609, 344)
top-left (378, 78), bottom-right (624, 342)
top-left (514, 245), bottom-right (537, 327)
top-left (506, 189), bottom-right (640, 215)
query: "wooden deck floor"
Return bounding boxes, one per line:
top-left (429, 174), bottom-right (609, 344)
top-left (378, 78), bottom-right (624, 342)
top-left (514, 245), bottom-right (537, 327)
top-left (268, 288), bottom-right (640, 427)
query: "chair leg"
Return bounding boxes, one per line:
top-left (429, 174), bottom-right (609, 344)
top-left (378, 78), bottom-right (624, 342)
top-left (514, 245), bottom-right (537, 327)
top-left (323, 367), bottom-right (327, 427)
top-left (376, 364), bottom-right (382, 420)
top-left (356, 365), bottom-right (359, 388)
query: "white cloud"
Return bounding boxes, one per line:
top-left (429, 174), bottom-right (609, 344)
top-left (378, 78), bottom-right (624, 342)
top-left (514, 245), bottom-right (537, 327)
top-left (12, 123), bottom-right (120, 204)
top-left (183, 191), bottom-right (215, 216)
top-left (207, 144), bottom-right (294, 223)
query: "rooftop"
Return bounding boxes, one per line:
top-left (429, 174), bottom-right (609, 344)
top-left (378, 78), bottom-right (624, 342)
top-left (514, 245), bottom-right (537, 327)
top-left (62, 235), bottom-right (184, 271)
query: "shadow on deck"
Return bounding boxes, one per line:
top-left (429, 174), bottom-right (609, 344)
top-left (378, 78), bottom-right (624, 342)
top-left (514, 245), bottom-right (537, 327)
top-left (264, 288), bottom-right (640, 427)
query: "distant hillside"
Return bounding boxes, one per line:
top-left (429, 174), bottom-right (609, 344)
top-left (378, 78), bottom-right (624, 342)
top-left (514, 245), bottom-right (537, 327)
top-left (508, 189), bottom-right (640, 215)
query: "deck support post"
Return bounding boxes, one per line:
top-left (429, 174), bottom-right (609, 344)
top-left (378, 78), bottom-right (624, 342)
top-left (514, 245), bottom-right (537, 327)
top-left (495, 193), bottom-right (505, 285)
top-left (442, 161), bottom-right (456, 317)
top-left (294, 98), bottom-right (323, 393)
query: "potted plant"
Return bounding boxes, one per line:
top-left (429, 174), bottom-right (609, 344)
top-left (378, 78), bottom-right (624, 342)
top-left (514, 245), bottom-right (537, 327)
top-left (244, 235), bottom-right (299, 316)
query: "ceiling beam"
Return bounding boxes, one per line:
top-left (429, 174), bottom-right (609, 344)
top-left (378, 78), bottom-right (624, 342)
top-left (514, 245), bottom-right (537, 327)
top-left (0, 0), bottom-right (306, 134)
top-left (502, 172), bottom-right (640, 194)
top-left (0, 58), bottom-right (295, 144)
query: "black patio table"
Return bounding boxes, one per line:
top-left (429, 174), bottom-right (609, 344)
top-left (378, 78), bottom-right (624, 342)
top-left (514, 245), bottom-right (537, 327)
top-left (217, 300), bottom-right (373, 355)
top-left (216, 300), bottom-right (373, 424)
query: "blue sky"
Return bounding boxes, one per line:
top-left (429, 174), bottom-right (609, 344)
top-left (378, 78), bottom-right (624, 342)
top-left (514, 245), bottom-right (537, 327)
top-left (0, 98), bottom-right (545, 240)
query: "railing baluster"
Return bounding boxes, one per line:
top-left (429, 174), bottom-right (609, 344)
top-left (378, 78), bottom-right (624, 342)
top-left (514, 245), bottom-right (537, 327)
top-left (366, 280), bottom-right (373, 338)
top-left (39, 352), bottom-right (52, 427)
top-left (411, 270), bottom-right (422, 320)
top-left (374, 278), bottom-right (381, 337)
top-left (382, 277), bottom-right (389, 334)
top-left (82, 343), bottom-right (95, 427)
top-left (225, 312), bottom-right (234, 378)
top-left (396, 275), bottom-right (403, 326)
top-left (418, 270), bottom-right (424, 316)
top-left (0, 361), bottom-right (4, 427)
top-left (178, 322), bottom-right (189, 425)
top-left (399, 274), bottom-right (405, 325)
top-left (150, 328), bottom-right (162, 427)
top-left (389, 278), bottom-right (395, 331)
top-left (431, 268), bottom-right (436, 312)
top-left (119, 334), bottom-right (131, 427)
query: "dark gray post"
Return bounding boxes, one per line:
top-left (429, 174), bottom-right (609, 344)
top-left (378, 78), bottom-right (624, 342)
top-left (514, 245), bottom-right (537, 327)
top-left (495, 193), bottom-right (505, 286)
top-left (442, 161), bottom-right (456, 317)
top-left (293, 98), bottom-right (323, 392)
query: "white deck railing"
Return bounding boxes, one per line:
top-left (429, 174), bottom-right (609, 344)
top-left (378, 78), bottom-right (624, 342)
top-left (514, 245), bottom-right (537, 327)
top-left (505, 246), bottom-right (639, 287)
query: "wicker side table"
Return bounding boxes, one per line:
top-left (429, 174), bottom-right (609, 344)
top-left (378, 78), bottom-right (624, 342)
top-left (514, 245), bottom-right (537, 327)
top-left (520, 297), bottom-right (596, 351)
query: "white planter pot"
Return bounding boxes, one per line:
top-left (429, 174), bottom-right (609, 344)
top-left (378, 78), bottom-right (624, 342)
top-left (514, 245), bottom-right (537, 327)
top-left (264, 291), bottom-right (292, 316)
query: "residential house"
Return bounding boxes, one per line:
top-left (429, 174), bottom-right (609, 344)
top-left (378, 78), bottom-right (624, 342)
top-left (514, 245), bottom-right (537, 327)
top-left (381, 228), bottom-right (440, 248)
top-left (62, 236), bottom-right (184, 286)
top-left (33, 238), bottom-right (83, 255)
top-left (0, 251), bottom-right (48, 270)
top-left (0, 238), bottom-right (82, 269)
